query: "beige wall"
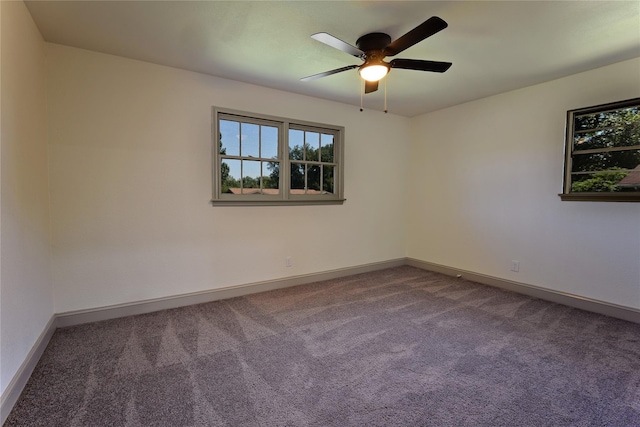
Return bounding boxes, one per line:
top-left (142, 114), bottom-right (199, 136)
top-left (0, 1), bottom-right (53, 397)
top-left (408, 58), bottom-right (640, 308)
top-left (46, 44), bottom-right (411, 313)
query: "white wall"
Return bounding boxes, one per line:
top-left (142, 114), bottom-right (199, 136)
top-left (46, 44), bottom-right (410, 313)
top-left (408, 58), bottom-right (640, 308)
top-left (0, 1), bottom-right (53, 397)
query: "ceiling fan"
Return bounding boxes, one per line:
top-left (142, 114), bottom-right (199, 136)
top-left (301, 16), bottom-right (452, 94)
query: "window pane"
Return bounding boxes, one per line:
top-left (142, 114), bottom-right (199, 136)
top-left (221, 159), bottom-right (241, 193)
top-left (573, 123), bottom-right (640, 151)
top-left (574, 107), bottom-right (639, 131)
top-left (571, 169), bottom-right (640, 193)
top-left (262, 161), bottom-right (279, 192)
top-left (290, 162), bottom-right (305, 193)
top-left (572, 149), bottom-right (640, 173)
top-left (261, 126), bottom-right (278, 159)
top-left (308, 165), bottom-right (321, 192)
top-left (323, 165), bottom-right (334, 194)
top-left (220, 120), bottom-right (240, 156)
top-left (289, 129), bottom-right (304, 160)
top-left (241, 123), bottom-right (259, 158)
top-left (242, 160), bottom-right (261, 191)
top-left (321, 134), bottom-right (334, 162)
top-left (305, 132), bottom-right (320, 161)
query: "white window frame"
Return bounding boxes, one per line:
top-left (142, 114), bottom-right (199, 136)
top-left (211, 107), bottom-right (345, 206)
top-left (560, 97), bottom-right (640, 202)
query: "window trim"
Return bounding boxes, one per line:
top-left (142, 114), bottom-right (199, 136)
top-left (211, 107), bottom-right (345, 206)
top-left (560, 97), bottom-right (640, 203)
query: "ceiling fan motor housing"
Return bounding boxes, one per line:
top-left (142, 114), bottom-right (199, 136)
top-left (356, 32), bottom-right (392, 53)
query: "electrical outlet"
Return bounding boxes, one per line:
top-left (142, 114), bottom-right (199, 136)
top-left (511, 260), bottom-right (520, 272)
top-left (285, 257), bottom-right (292, 267)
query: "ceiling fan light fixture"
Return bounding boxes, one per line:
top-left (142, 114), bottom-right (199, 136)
top-left (359, 64), bottom-right (389, 82)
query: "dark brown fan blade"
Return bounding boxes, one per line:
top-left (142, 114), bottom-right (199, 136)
top-left (389, 58), bottom-right (452, 73)
top-left (364, 80), bottom-right (379, 94)
top-left (300, 65), bottom-right (359, 81)
top-left (311, 33), bottom-right (364, 57)
top-left (384, 17), bottom-right (448, 57)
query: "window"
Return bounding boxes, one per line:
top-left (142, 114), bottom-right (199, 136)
top-left (561, 98), bottom-right (640, 202)
top-left (212, 108), bottom-right (344, 205)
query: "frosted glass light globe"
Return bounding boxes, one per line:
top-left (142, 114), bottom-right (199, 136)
top-left (359, 65), bottom-right (389, 82)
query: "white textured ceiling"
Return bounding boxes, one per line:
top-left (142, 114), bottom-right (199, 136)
top-left (25, 1), bottom-right (640, 117)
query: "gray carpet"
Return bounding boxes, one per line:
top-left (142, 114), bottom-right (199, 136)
top-left (5, 266), bottom-right (640, 426)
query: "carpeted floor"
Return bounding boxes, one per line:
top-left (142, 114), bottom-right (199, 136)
top-left (5, 266), bottom-right (640, 426)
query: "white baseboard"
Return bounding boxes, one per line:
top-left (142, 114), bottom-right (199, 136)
top-left (1, 315), bottom-right (57, 426)
top-left (56, 258), bottom-right (407, 328)
top-left (406, 258), bottom-right (640, 324)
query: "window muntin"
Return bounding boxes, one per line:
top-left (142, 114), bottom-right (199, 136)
top-left (561, 98), bottom-right (640, 202)
top-left (218, 116), bottom-right (281, 196)
top-left (288, 126), bottom-right (338, 196)
top-left (213, 108), bottom-right (344, 205)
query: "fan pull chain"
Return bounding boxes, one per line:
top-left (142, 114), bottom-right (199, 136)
top-left (360, 78), bottom-right (364, 112)
top-left (384, 77), bottom-right (388, 113)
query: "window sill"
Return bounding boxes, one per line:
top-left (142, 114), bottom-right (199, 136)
top-left (559, 193), bottom-right (640, 202)
top-left (210, 199), bottom-right (346, 207)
